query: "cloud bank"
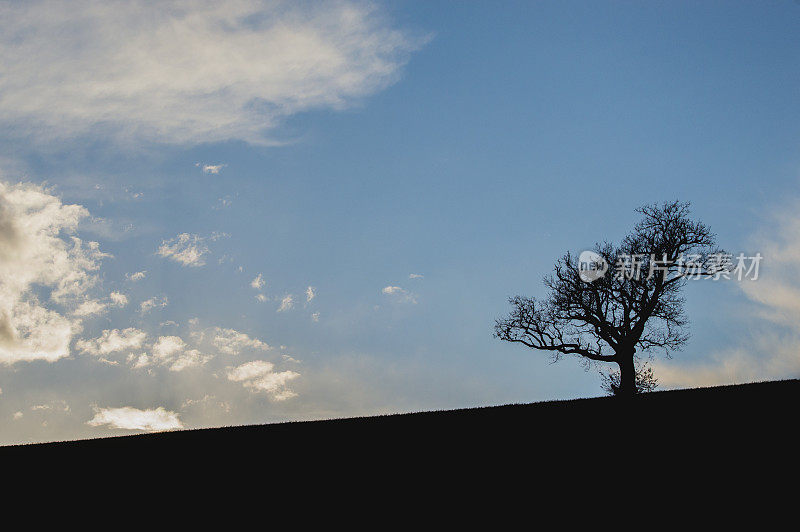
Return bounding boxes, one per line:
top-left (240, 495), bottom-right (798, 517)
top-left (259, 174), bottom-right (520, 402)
top-left (0, 0), bottom-right (427, 145)
top-left (0, 181), bottom-right (109, 364)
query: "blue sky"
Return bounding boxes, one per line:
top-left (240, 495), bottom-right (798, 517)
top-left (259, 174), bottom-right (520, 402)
top-left (1, 1), bottom-right (799, 443)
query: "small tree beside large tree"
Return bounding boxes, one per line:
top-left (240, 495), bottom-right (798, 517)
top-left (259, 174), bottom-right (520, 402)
top-left (494, 201), bottom-right (722, 396)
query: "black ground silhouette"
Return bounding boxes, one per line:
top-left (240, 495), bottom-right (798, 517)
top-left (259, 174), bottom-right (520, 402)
top-left (4, 379), bottom-right (797, 462)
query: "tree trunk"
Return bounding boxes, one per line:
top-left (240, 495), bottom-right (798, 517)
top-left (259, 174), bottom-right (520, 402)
top-left (615, 353), bottom-right (637, 396)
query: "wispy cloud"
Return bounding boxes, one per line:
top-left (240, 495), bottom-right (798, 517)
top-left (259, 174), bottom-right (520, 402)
top-left (157, 233), bottom-right (210, 267)
top-left (139, 296), bottom-right (168, 314)
top-left (382, 285), bottom-right (417, 304)
top-left (31, 400), bottom-right (71, 414)
top-left (654, 199), bottom-right (800, 388)
top-left (213, 196), bottom-right (233, 210)
top-left (71, 291), bottom-right (129, 317)
top-left (126, 271), bottom-right (146, 282)
top-left (306, 286), bottom-right (316, 303)
top-left (212, 328), bottom-right (270, 356)
top-left (0, 1), bottom-right (427, 145)
top-left (251, 274), bottom-right (265, 290)
top-left (202, 164), bottom-right (226, 175)
top-left (277, 295), bottom-right (294, 312)
top-left (409, 273), bottom-right (424, 279)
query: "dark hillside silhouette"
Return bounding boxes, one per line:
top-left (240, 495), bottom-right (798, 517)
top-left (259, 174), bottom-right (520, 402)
top-left (4, 380), bottom-right (798, 468)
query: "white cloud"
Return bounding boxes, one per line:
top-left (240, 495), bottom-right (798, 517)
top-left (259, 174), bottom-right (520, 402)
top-left (409, 273), bottom-right (424, 279)
top-left (311, 312), bottom-right (320, 322)
top-left (169, 349), bottom-right (210, 372)
top-left (251, 274), bottom-right (265, 290)
top-left (212, 328), bottom-right (270, 355)
top-left (382, 286), bottom-right (402, 294)
top-left (202, 164), bottom-right (226, 175)
top-left (255, 294), bottom-right (269, 303)
top-left (76, 328), bottom-right (147, 357)
top-left (306, 286), bottom-right (316, 303)
top-left (144, 335), bottom-right (211, 372)
top-left (139, 296), bottom-right (168, 314)
top-left (109, 291), bottom-right (128, 307)
top-left (0, 1), bottom-right (426, 145)
top-left (277, 294), bottom-right (294, 312)
top-left (0, 181), bottom-right (110, 364)
top-left (151, 336), bottom-right (185, 360)
top-left (126, 271), bottom-right (146, 282)
top-left (227, 360), bottom-right (300, 400)
top-left (87, 406), bottom-right (183, 431)
top-left (157, 233), bottom-right (210, 267)
top-left (71, 291), bottom-right (127, 317)
top-left (381, 285), bottom-right (417, 304)
top-left (72, 299), bottom-right (108, 317)
top-left (129, 353), bottom-right (151, 369)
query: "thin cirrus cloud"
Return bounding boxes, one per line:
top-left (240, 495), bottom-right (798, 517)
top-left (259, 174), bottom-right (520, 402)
top-left (0, 0), bottom-right (429, 145)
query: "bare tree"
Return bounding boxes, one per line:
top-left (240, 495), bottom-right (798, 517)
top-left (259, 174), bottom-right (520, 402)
top-left (494, 201), bottom-right (721, 396)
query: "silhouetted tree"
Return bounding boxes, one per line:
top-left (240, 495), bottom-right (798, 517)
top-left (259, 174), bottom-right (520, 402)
top-left (495, 201), bottom-right (721, 396)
